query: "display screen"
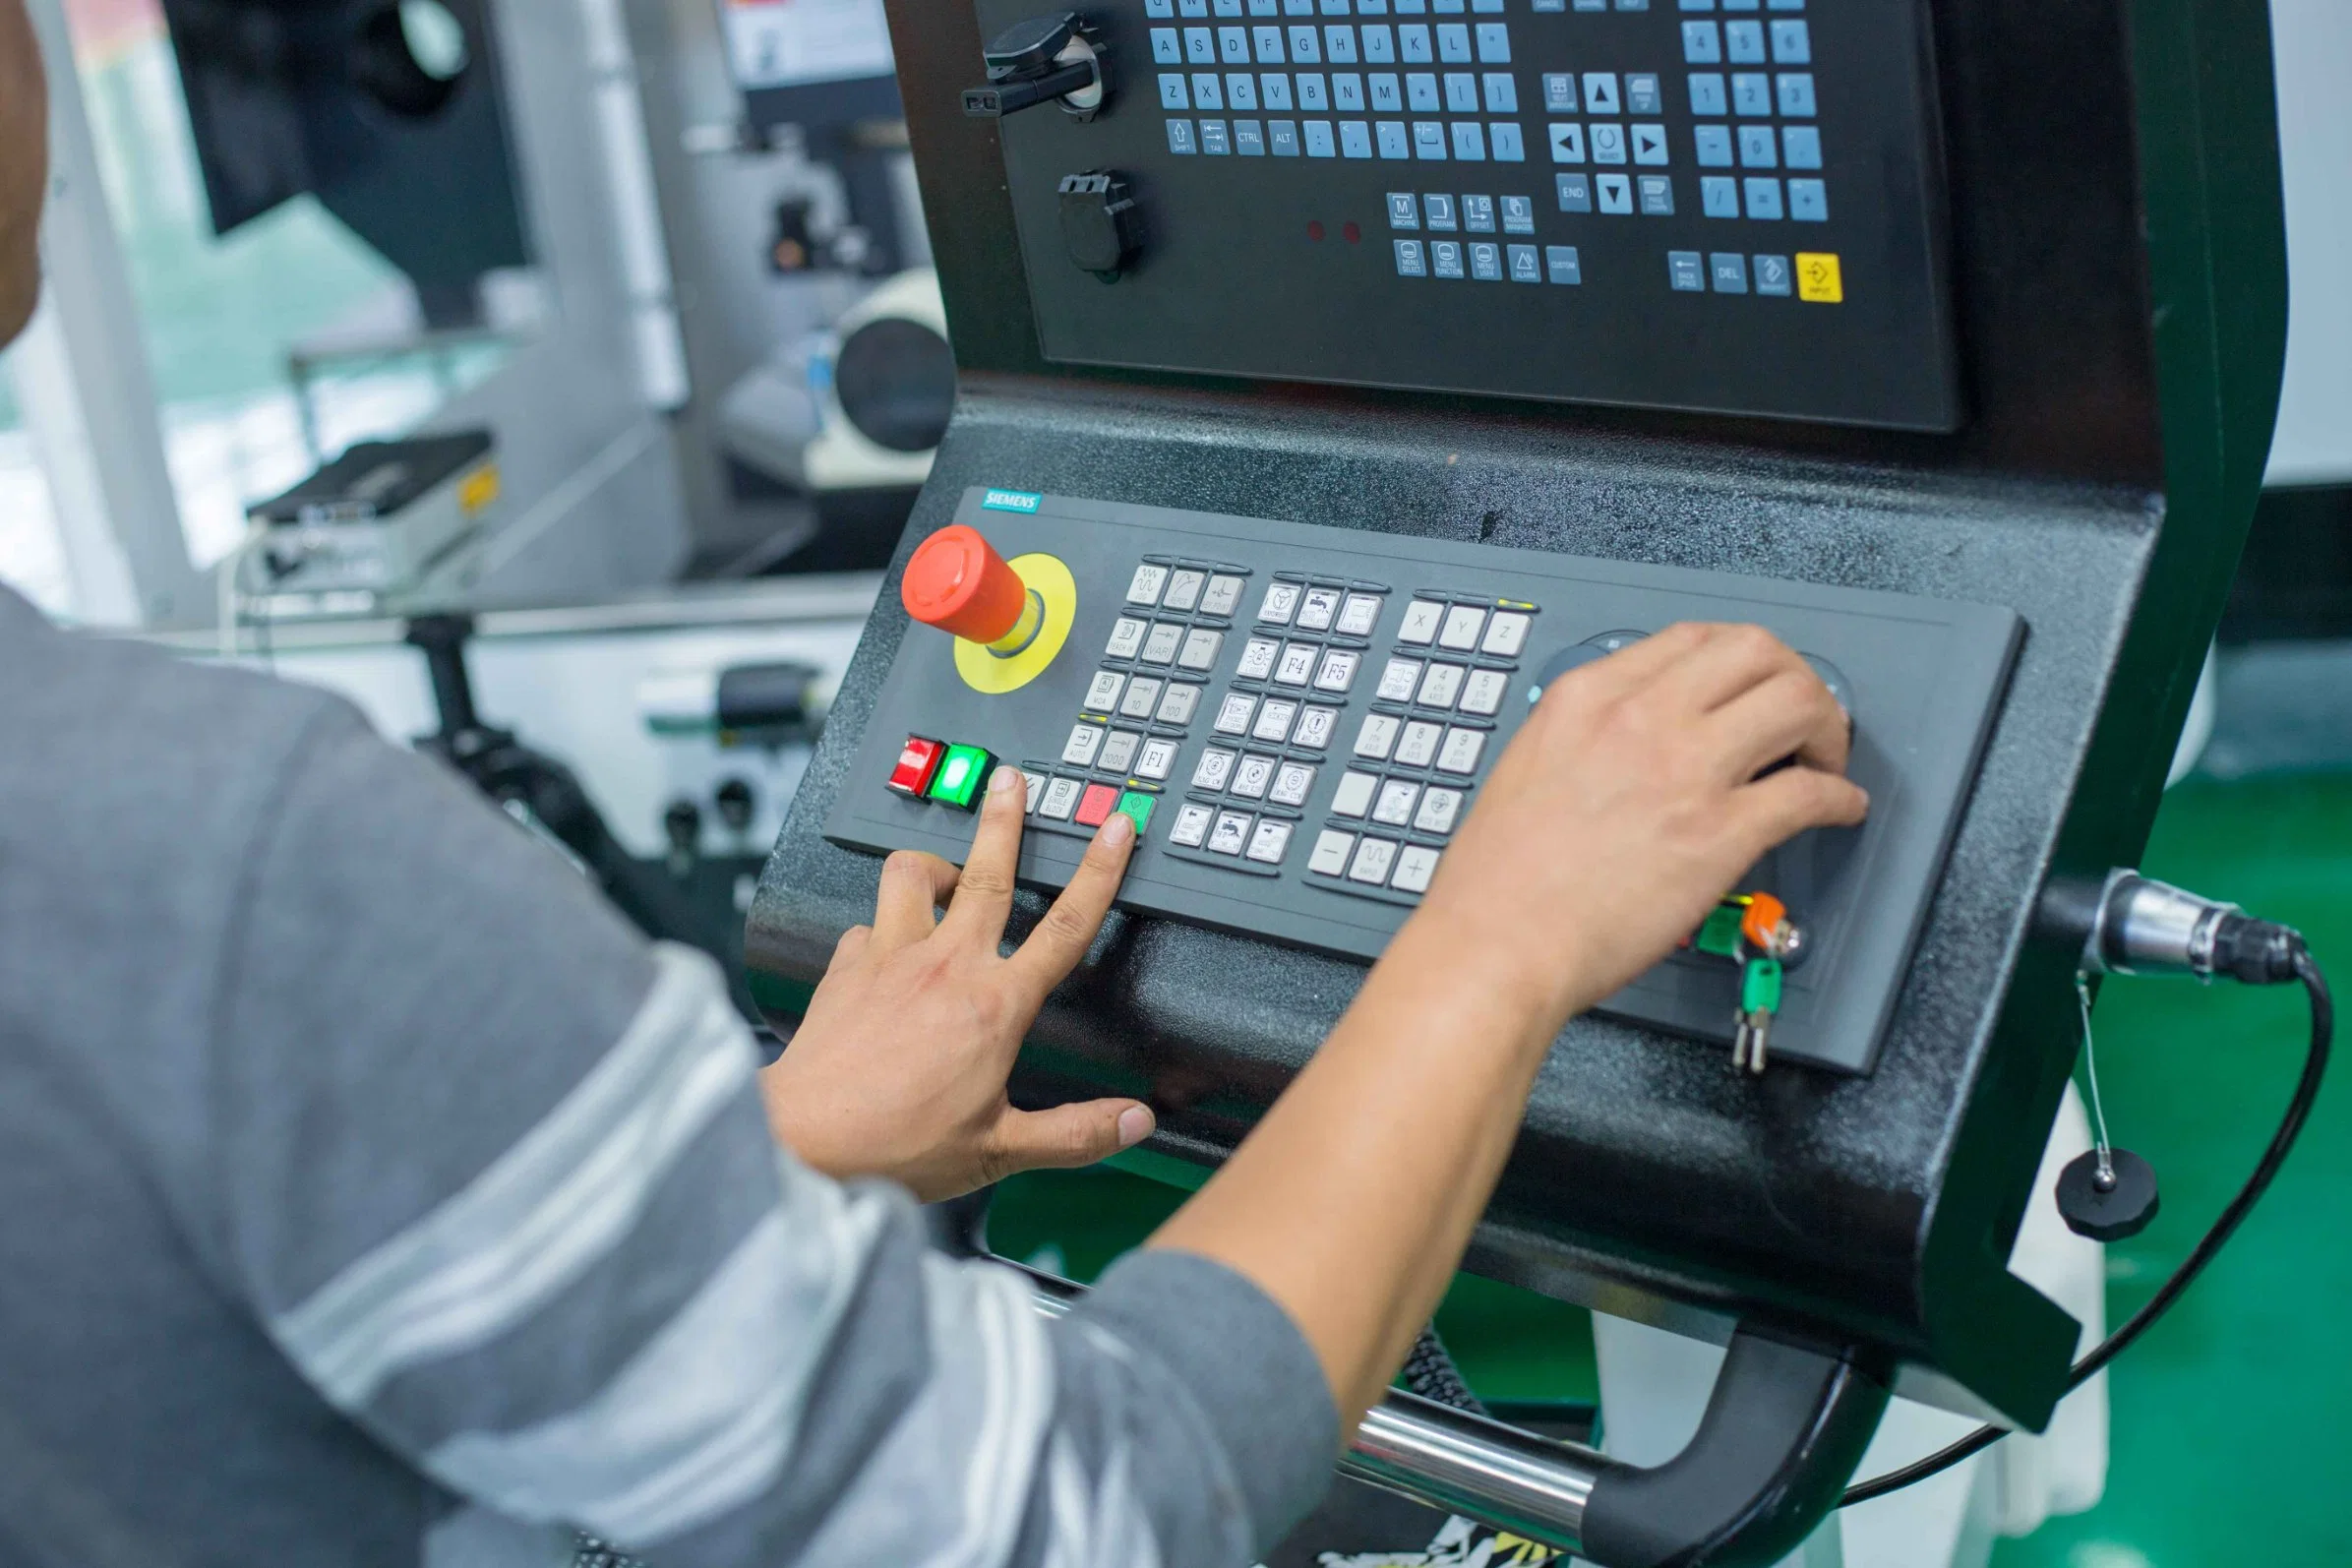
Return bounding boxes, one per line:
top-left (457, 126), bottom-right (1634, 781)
top-left (982, 0), bottom-right (1960, 431)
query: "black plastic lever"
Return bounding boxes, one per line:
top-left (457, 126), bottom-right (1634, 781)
top-left (1580, 1331), bottom-right (1890, 1568)
top-left (963, 13), bottom-right (1106, 119)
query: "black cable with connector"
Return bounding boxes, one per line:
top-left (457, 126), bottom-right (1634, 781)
top-left (1841, 877), bottom-right (2332, 1507)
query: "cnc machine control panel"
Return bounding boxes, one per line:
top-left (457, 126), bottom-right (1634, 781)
top-left (979, 0), bottom-right (1959, 429)
top-left (829, 487), bottom-right (2020, 1073)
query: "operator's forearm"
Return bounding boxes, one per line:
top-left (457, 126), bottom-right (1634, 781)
top-left (1148, 908), bottom-right (1569, 1428)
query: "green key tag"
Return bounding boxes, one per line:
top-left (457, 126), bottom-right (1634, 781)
top-left (1696, 905), bottom-right (1747, 959)
top-left (1741, 957), bottom-right (1784, 1015)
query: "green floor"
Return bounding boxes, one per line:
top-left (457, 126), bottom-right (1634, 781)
top-left (990, 771), bottom-right (2352, 1565)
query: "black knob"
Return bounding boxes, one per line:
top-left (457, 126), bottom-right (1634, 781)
top-left (963, 13), bottom-right (1106, 119)
top-left (986, 14), bottom-right (1078, 74)
top-left (714, 778), bottom-right (757, 834)
top-left (663, 799), bottom-right (702, 860)
top-left (1058, 171), bottom-right (1141, 280)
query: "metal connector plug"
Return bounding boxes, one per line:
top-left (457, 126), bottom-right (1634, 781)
top-left (2077, 870), bottom-right (2305, 985)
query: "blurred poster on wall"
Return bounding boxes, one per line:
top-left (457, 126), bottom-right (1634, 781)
top-left (722, 0), bottom-right (895, 90)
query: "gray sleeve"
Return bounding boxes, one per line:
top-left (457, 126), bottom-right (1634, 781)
top-left (203, 703), bottom-right (1337, 1568)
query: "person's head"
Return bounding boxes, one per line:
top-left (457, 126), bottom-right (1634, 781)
top-left (0, 0), bottom-right (48, 346)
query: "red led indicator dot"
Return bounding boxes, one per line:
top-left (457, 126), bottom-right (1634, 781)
top-left (1343, 221), bottom-right (1361, 244)
top-left (1306, 219), bottom-right (1326, 242)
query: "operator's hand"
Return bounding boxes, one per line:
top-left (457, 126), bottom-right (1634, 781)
top-left (1411, 623), bottom-right (1869, 1029)
top-left (761, 765), bottom-right (1154, 1201)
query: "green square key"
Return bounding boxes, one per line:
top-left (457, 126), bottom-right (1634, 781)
top-left (1115, 792), bottom-right (1157, 833)
top-left (927, 745), bottom-right (995, 810)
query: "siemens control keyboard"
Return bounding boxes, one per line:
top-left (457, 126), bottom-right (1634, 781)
top-left (827, 486), bottom-right (2020, 1073)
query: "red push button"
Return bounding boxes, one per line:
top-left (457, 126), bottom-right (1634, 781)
top-left (902, 524), bottom-right (1030, 644)
top-left (887, 735), bottom-right (946, 797)
top-left (1074, 782), bottom-right (1120, 827)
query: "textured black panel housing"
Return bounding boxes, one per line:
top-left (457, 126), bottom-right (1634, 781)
top-left (749, 0), bottom-right (2289, 1431)
top-left (830, 487), bottom-right (2020, 1073)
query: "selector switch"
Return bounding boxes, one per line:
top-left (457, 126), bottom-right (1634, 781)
top-left (1060, 172), bottom-right (1143, 283)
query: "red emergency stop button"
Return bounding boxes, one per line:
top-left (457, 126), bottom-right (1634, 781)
top-left (886, 735), bottom-right (946, 798)
top-left (903, 524), bottom-right (1031, 645)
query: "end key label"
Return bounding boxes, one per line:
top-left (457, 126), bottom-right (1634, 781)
top-left (983, 489), bottom-right (1043, 513)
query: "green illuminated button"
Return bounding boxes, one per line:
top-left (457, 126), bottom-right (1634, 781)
top-left (1115, 792), bottom-right (1157, 833)
top-left (927, 744), bottom-right (995, 810)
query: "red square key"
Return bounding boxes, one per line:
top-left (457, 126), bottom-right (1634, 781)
top-left (887, 736), bottom-right (945, 797)
top-left (1074, 783), bottom-right (1120, 827)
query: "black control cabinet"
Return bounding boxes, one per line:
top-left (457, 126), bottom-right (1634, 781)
top-left (986, 0), bottom-right (1959, 429)
top-left (749, 0), bottom-right (2289, 1432)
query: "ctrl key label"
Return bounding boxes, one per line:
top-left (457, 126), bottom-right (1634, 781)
top-left (887, 735), bottom-right (946, 798)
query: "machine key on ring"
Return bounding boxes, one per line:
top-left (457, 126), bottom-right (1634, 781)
top-left (1733, 956), bottom-right (1784, 1074)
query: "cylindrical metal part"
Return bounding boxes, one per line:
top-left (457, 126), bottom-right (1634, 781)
top-left (1343, 1396), bottom-right (1596, 1551)
top-left (2083, 871), bottom-right (2239, 976)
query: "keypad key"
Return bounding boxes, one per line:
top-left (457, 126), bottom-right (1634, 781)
top-left (1396, 720), bottom-right (1444, 767)
top-left (1349, 836), bottom-right (1400, 884)
top-left (1417, 662), bottom-right (1466, 708)
top-left (1482, 611), bottom-right (1533, 656)
top-left (1246, 819), bottom-right (1296, 864)
top-left (1415, 786), bottom-right (1465, 834)
top-left (1042, 777), bottom-right (1084, 819)
top-left (1101, 730), bottom-right (1143, 773)
top-left (1355, 712), bottom-right (1402, 760)
top-left (1271, 760), bottom-right (1318, 807)
top-left (1215, 693), bottom-right (1258, 735)
top-left (1275, 643), bottom-right (1318, 686)
top-left (1399, 599), bottom-right (1446, 645)
top-left (1439, 605), bottom-right (1488, 650)
top-left (1194, 747), bottom-right (1238, 789)
top-left (1084, 670), bottom-right (1126, 713)
top-left (1338, 592), bottom-right (1384, 636)
top-left (1024, 773), bottom-right (1047, 814)
top-left (1108, 617), bottom-right (1149, 659)
top-left (1235, 754), bottom-right (1280, 799)
top-left (1158, 684), bottom-right (1203, 725)
top-left (1313, 648), bottom-right (1362, 694)
top-left (1076, 782), bottom-right (1121, 826)
top-left (1209, 811), bottom-right (1253, 855)
top-left (1295, 705), bottom-right (1341, 750)
top-left (1259, 581), bottom-right (1302, 625)
top-left (1171, 802), bottom-right (1216, 846)
top-left (1128, 564), bottom-right (1171, 606)
top-left (1063, 724), bottom-right (1106, 766)
top-left (1143, 624), bottom-right (1185, 664)
top-left (1137, 738), bottom-right (1181, 780)
top-left (1437, 728), bottom-right (1487, 774)
top-left (1331, 770), bottom-right (1379, 817)
top-left (1373, 779), bottom-right (1421, 826)
top-left (1253, 697), bottom-right (1300, 744)
top-left (1202, 573), bottom-right (1248, 617)
top-left (1165, 569), bottom-right (1207, 611)
top-left (1379, 657), bottom-right (1423, 701)
top-left (1309, 828), bottom-right (1357, 875)
top-left (1179, 629), bottom-right (1226, 671)
top-left (1237, 636), bottom-right (1282, 680)
top-left (1297, 586), bottom-right (1343, 631)
top-left (1391, 844), bottom-right (1442, 894)
top-left (1460, 669), bottom-right (1510, 716)
top-left (1120, 677), bottom-right (1165, 719)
